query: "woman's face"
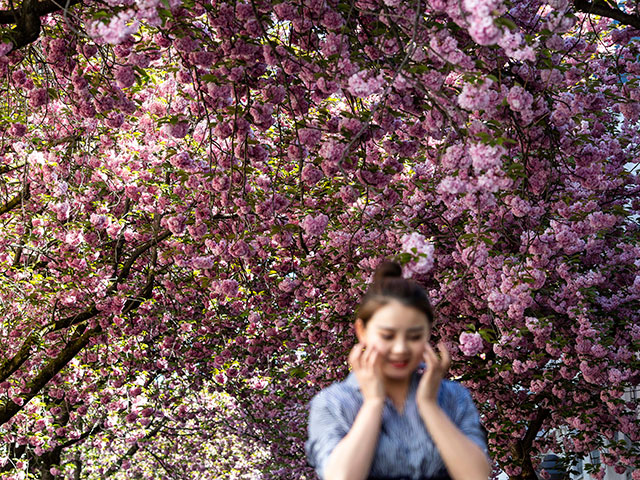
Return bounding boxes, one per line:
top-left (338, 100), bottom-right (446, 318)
top-left (355, 300), bottom-right (431, 382)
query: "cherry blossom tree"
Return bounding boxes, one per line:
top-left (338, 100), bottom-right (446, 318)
top-left (0, 0), bottom-right (639, 479)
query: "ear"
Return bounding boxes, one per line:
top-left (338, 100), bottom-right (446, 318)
top-left (354, 318), bottom-right (366, 343)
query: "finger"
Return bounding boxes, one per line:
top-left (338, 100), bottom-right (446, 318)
top-left (363, 344), bottom-right (376, 368)
top-left (349, 343), bottom-right (364, 367)
top-left (437, 341), bottom-right (451, 372)
top-left (367, 348), bottom-right (380, 370)
top-left (371, 348), bottom-right (383, 370)
top-left (423, 343), bottom-right (440, 369)
top-left (357, 343), bottom-right (369, 365)
top-left (349, 344), bottom-right (361, 360)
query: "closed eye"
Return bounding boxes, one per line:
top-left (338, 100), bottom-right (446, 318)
top-left (380, 335), bottom-right (424, 341)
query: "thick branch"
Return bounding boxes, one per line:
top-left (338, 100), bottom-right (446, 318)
top-left (0, 0), bottom-right (82, 24)
top-left (0, 331), bottom-right (39, 383)
top-left (0, 274), bottom-right (157, 426)
top-left (0, 0), bottom-right (83, 51)
top-left (0, 229), bottom-right (170, 396)
top-left (122, 272), bottom-right (157, 315)
top-left (105, 419), bottom-right (167, 477)
top-left (573, 0), bottom-right (640, 30)
top-left (0, 325), bottom-right (99, 426)
top-left (0, 304), bottom-right (98, 384)
top-left (52, 230), bottom-right (171, 332)
top-left (508, 408), bottom-right (550, 480)
top-left (51, 304), bottom-right (99, 333)
top-left (522, 408), bottom-right (549, 451)
top-left (111, 230), bottom-right (171, 292)
top-left (55, 421), bottom-right (103, 452)
top-left (0, 186), bottom-right (30, 216)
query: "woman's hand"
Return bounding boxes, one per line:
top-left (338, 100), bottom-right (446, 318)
top-left (348, 343), bottom-right (385, 403)
top-left (416, 342), bottom-right (490, 480)
top-left (416, 342), bottom-right (451, 408)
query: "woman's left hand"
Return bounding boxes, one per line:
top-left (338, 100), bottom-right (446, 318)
top-left (416, 342), bottom-right (451, 408)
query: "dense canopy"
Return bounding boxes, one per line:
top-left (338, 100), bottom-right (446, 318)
top-left (0, 0), bottom-right (639, 479)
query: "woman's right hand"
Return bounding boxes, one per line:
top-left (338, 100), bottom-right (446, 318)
top-left (348, 343), bottom-right (385, 403)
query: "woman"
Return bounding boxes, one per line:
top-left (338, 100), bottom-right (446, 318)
top-left (305, 261), bottom-right (490, 480)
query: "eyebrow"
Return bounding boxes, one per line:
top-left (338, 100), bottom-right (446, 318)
top-left (377, 326), bottom-right (426, 333)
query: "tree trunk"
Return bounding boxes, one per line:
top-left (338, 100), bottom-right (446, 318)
top-left (505, 408), bottom-right (550, 480)
top-left (509, 443), bottom-right (539, 480)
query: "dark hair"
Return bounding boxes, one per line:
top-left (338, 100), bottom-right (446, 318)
top-left (357, 261), bottom-right (434, 325)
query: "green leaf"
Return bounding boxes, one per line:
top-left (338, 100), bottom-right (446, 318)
top-left (495, 17), bottom-right (517, 31)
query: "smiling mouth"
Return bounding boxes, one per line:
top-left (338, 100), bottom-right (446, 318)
top-left (389, 361), bottom-right (409, 368)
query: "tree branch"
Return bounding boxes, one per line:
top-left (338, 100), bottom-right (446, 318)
top-left (573, 0), bottom-right (640, 30)
top-left (0, 331), bottom-right (39, 383)
top-left (0, 325), bottom-right (99, 426)
top-left (0, 0), bottom-right (83, 51)
top-left (105, 419), bottom-right (167, 477)
top-left (0, 0), bottom-right (82, 24)
top-left (0, 186), bottom-right (30, 216)
top-left (55, 420), bottom-right (103, 452)
top-left (111, 230), bottom-right (171, 292)
top-left (51, 230), bottom-right (171, 332)
top-left (0, 274), bottom-right (158, 426)
top-left (509, 408), bottom-right (550, 480)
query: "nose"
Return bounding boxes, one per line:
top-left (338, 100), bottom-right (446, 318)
top-left (390, 337), bottom-right (409, 355)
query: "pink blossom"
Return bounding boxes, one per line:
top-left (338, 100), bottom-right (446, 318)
top-left (321, 11), bottom-right (344, 30)
top-left (469, 143), bottom-right (505, 172)
top-left (170, 152), bottom-right (196, 171)
top-left (65, 230), bottom-right (85, 247)
top-left (459, 332), bottom-right (484, 356)
top-left (437, 176), bottom-right (468, 197)
top-left (211, 175), bottom-right (230, 192)
top-left (229, 240), bottom-right (251, 257)
top-left (11, 69), bottom-right (27, 85)
top-left (401, 232), bottom-right (435, 275)
top-left (506, 85), bottom-right (533, 112)
top-left (220, 279), bottom-right (239, 297)
top-left (347, 70), bottom-right (384, 97)
top-left (191, 256), bottom-right (215, 269)
top-left (298, 128), bottom-right (322, 147)
top-left (55, 201), bottom-right (70, 221)
top-left (458, 80), bottom-right (493, 110)
top-left (0, 41), bottom-right (11, 56)
top-left (8, 123), bottom-right (26, 137)
top-left (115, 65), bottom-right (136, 88)
top-left (301, 164), bottom-right (324, 185)
top-left (28, 88), bottom-right (49, 109)
top-left (166, 215), bottom-right (186, 235)
top-left (507, 195), bottom-right (531, 217)
top-left (302, 213), bottom-right (329, 237)
top-left (250, 103), bottom-right (274, 129)
top-left (608, 368), bottom-right (623, 385)
top-left (465, 10), bottom-right (503, 45)
top-left (88, 11), bottom-right (139, 44)
top-left (279, 277), bottom-right (299, 293)
top-left (166, 121), bottom-right (189, 139)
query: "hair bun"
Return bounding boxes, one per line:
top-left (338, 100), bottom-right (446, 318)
top-left (373, 261), bottom-right (402, 282)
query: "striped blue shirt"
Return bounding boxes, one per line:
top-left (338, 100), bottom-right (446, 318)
top-left (305, 366), bottom-right (487, 480)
